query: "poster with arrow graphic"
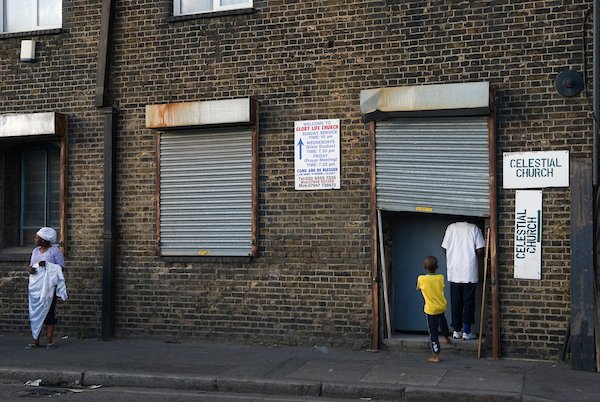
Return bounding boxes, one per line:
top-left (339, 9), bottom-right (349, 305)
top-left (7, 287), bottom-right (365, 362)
top-left (294, 119), bottom-right (340, 190)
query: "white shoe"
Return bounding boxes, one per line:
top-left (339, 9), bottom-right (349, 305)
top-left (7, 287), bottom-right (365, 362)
top-left (452, 331), bottom-right (462, 339)
top-left (462, 332), bottom-right (477, 340)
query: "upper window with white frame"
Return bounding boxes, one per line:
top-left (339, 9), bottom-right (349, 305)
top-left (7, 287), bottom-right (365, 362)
top-left (174, 0), bottom-right (252, 16)
top-left (1, 0), bottom-right (62, 33)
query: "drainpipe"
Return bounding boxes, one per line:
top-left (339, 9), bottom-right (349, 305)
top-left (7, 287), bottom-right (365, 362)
top-left (101, 107), bottom-right (115, 340)
top-left (96, 0), bottom-right (116, 340)
top-left (594, 1), bottom-right (600, 372)
top-left (594, 3), bottom-right (599, 186)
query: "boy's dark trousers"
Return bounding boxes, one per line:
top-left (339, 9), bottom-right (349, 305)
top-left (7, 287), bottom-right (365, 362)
top-left (426, 313), bottom-right (450, 354)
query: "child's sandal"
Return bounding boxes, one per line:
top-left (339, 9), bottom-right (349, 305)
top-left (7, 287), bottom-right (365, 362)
top-left (25, 343), bottom-right (39, 349)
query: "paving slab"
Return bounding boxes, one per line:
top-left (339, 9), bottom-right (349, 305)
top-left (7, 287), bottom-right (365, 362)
top-left (438, 368), bottom-right (525, 393)
top-left (285, 360), bottom-right (374, 382)
top-left (361, 364), bottom-right (445, 386)
top-left (521, 364), bottom-right (600, 402)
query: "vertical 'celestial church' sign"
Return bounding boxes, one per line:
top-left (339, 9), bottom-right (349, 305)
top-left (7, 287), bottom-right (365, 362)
top-left (514, 190), bottom-right (543, 280)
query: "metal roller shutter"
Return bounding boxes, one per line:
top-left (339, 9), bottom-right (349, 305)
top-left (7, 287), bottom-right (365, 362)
top-left (159, 128), bottom-right (253, 256)
top-left (375, 117), bottom-right (490, 217)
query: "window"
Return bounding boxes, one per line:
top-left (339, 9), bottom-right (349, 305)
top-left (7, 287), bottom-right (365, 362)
top-left (1, 143), bottom-right (62, 250)
top-left (147, 98), bottom-right (258, 258)
top-left (173, 0), bottom-right (252, 16)
top-left (159, 127), bottom-right (255, 256)
top-left (0, 112), bottom-right (67, 256)
top-left (21, 146), bottom-right (61, 245)
top-left (1, 0), bottom-right (62, 33)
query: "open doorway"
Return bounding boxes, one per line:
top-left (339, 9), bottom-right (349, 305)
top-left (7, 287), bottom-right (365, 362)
top-left (390, 211), bottom-right (486, 335)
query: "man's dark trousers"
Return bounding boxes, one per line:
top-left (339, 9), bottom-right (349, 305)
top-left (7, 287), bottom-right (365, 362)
top-left (450, 282), bottom-right (476, 331)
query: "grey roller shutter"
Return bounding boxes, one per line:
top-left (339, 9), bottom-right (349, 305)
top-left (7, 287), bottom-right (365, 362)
top-left (160, 128), bottom-right (253, 256)
top-left (375, 117), bottom-right (490, 217)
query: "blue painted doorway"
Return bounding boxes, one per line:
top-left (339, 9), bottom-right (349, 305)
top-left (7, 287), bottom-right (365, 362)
top-left (391, 212), bottom-right (484, 333)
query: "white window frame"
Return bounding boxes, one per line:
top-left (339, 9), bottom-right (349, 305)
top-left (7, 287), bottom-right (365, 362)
top-left (173, 0), bottom-right (252, 16)
top-left (0, 0), bottom-right (62, 33)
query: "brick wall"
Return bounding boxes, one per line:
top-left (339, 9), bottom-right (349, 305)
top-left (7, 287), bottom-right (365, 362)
top-left (0, 0), bottom-right (594, 359)
top-left (0, 0), bottom-right (106, 337)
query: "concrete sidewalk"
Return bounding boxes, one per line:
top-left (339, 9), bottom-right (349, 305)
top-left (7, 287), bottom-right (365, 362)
top-left (0, 334), bottom-right (598, 401)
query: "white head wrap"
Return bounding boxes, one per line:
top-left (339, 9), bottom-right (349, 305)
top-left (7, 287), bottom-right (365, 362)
top-left (36, 227), bottom-right (57, 244)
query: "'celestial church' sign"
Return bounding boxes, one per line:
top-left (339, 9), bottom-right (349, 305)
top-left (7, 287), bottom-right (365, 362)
top-left (294, 119), bottom-right (340, 190)
top-left (503, 150), bottom-right (569, 189)
top-left (514, 190), bottom-right (542, 280)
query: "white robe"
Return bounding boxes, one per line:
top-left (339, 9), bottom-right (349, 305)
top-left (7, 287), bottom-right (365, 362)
top-left (28, 261), bottom-right (68, 340)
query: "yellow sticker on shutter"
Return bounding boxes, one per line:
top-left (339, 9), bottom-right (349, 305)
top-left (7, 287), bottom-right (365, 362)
top-left (415, 206), bottom-right (433, 212)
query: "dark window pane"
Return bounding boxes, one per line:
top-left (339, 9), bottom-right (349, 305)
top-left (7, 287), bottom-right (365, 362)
top-left (22, 151), bottom-right (47, 227)
top-left (20, 145), bottom-right (61, 245)
top-left (48, 149), bottom-right (61, 228)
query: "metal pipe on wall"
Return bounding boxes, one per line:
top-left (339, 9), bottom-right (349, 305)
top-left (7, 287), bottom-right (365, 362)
top-left (95, 0), bottom-right (115, 108)
top-left (102, 107), bottom-right (115, 340)
top-left (594, 2), bottom-right (599, 185)
top-left (96, 0), bottom-right (116, 340)
top-left (593, 0), bottom-right (600, 373)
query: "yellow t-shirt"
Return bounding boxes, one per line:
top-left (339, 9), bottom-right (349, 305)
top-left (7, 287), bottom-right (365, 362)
top-left (416, 273), bottom-right (447, 315)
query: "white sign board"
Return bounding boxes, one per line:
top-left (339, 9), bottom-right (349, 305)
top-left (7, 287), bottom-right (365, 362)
top-left (503, 150), bottom-right (569, 189)
top-left (514, 190), bottom-right (542, 280)
top-left (294, 119), bottom-right (340, 190)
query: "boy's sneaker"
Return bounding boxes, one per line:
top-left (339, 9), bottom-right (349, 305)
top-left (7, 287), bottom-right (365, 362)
top-left (452, 331), bottom-right (462, 339)
top-left (462, 332), bottom-right (477, 340)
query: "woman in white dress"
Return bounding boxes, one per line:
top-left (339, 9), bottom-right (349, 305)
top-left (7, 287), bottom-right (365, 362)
top-left (26, 227), bottom-right (66, 349)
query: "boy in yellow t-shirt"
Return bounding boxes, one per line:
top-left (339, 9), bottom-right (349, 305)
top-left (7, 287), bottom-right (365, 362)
top-left (416, 256), bottom-right (451, 363)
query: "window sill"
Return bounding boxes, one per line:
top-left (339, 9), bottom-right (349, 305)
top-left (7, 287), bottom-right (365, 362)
top-left (162, 256), bottom-right (252, 263)
top-left (0, 28), bottom-right (62, 39)
top-left (169, 8), bottom-right (255, 23)
top-left (0, 247), bottom-right (31, 262)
